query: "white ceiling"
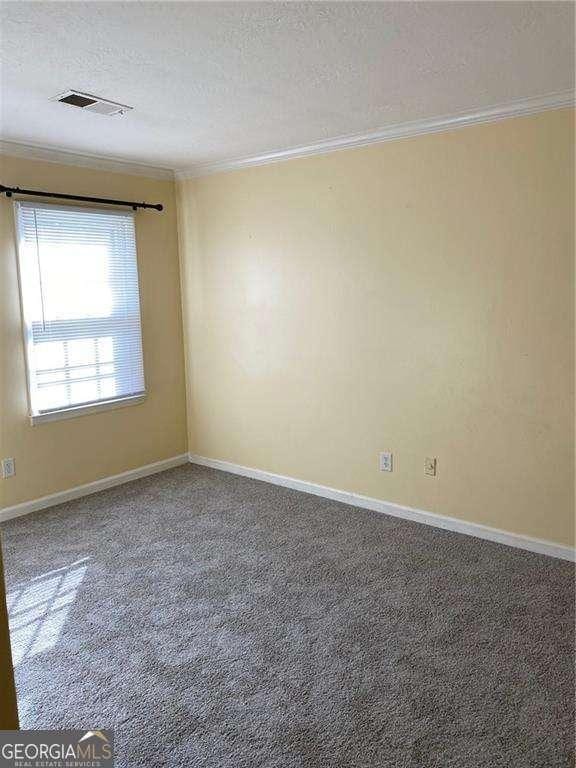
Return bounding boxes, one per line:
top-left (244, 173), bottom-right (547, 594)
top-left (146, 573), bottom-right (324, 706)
top-left (0, 1), bottom-right (573, 174)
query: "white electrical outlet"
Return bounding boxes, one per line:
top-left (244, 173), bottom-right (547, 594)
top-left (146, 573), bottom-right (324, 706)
top-left (424, 457), bottom-right (437, 477)
top-left (379, 451), bottom-right (393, 472)
top-left (1, 458), bottom-right (15, 479)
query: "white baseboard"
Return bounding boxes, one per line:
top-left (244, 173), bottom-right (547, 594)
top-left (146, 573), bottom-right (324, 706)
top-left (188, 453), bottom-right (575, 562)
top-left (0, 454), bottom-right (189, 523)
top-left (2, 451), bottom-right (572, 562)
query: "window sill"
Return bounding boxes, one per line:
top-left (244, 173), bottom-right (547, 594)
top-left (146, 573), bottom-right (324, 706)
top-left (30, 394), bottom-right (146, 425)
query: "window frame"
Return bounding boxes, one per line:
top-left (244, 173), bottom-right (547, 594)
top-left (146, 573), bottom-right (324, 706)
top-left (13, 200), bottom-right (147, 425)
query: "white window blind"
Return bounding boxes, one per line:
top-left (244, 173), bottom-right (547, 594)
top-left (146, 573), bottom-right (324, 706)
top-left (15, 201), bottom-right (146, 419)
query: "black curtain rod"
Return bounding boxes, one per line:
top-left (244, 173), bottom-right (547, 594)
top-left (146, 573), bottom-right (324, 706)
top-left (0, 184), bottom-right (163, 211)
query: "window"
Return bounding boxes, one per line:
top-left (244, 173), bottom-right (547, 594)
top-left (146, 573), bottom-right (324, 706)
top-left (15, 202), bottom-right (146, 423)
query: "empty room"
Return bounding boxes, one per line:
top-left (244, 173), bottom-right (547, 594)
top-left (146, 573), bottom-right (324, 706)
top-left (0, 2), bottom-right (574, 766)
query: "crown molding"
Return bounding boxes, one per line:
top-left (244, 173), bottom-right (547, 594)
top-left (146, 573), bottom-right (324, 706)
top-left (176, 89), bottom-right (575, 179)
top-left (1, 90), bottom-right (572, 181)
top-left (0, 139), bottom-right (174, 180)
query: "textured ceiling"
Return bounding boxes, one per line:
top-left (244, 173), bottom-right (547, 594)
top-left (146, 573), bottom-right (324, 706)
top-left (0, 1), bottom-right (573, 172)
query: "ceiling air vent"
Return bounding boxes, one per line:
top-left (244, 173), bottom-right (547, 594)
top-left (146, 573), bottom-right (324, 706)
top-left (52, 90), bottom-right (133, 116)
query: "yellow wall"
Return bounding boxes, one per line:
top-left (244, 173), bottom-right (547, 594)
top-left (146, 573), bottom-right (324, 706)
top-left (0, 155), bottom-right (187, 508)
top-left (1, 111), bottom-right (573, 547)
top-left (177, 109), bottom-right (575, 548)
